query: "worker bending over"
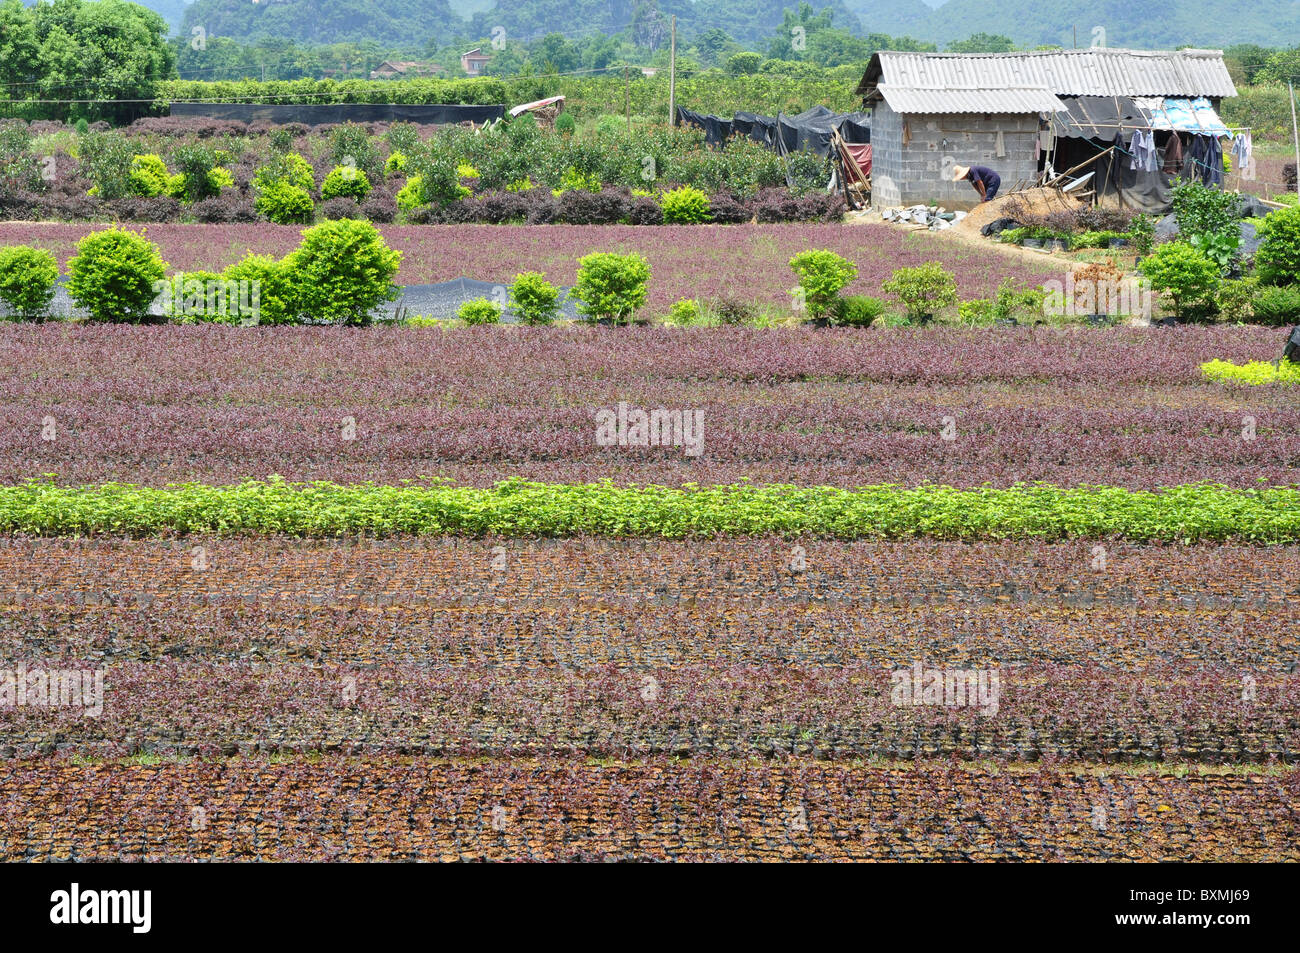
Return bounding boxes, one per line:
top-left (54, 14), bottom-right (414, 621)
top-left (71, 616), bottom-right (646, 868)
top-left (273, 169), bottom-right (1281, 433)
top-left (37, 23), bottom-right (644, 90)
top-left (953, 164), bottom-right (1000, 202)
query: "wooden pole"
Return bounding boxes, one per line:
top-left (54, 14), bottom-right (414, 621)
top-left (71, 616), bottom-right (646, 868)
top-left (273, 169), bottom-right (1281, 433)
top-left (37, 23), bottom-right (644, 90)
top-left (1290, 81), bottom-right (1300, 198)
top-left (668, 16), bottom-right (677, 127)
top-left (625, 67), bottom-right (631, 133)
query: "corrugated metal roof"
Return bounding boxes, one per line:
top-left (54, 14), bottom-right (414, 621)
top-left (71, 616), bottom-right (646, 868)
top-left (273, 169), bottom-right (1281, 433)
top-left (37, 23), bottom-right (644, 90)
top-left (856, 49), bottom-right (1237, 102)
top-left (877, 84), bottom-right (1065, 114)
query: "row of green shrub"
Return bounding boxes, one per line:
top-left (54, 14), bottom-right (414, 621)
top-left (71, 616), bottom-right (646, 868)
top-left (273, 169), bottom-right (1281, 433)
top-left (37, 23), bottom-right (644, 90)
top-left (1, 479), bottom-right (1295, 543)
top-left (0, 221), bottom-right (401, 325)
top-left (155, 69), bottom-right (861, 121)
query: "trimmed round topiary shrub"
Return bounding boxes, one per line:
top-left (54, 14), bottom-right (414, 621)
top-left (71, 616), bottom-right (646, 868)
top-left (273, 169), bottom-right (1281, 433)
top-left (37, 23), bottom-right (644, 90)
top-left (255, 179), bottom-right (315, 225)
top-left (659, 185), bottom-right (712, 224)
top-left (457, 298), bottom-right (502, 325)
top-left (66, 227), bottom-right (168, 323)
top-left (572, 252), bottom-right (651, 324)
top-left (0, 246), bottom-right (59, 321)
top-left (280, 219), bottom-right (401, 326)
top-left (508, 271), bottom-right (561, 325)
top-left (321, 165), bottom-right (372, 202)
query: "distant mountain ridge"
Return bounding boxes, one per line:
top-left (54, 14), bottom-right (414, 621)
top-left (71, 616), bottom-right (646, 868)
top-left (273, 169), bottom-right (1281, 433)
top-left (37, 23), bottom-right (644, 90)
top-left (141, 0), bottom-right (1300, 49)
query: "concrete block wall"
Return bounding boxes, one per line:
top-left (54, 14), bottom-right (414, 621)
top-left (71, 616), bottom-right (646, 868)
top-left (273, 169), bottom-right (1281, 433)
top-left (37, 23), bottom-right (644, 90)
top-left (871, 101), bottom-right (1041, 210)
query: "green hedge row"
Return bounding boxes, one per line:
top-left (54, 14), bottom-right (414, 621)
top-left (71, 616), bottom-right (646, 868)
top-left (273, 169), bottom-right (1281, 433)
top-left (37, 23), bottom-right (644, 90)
top-left (2, 479), bottom-right (1296, 542)
top-left (157, 69), bottom-right (861, 119)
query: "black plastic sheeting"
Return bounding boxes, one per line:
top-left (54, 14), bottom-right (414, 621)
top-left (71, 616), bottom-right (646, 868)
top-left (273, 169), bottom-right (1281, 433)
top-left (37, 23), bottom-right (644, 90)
top-left (169, 102), bottom-right (506, 126)
top-left (386, 278), bottom-right (580, 323)
top-left (677, 105), bottom-right (869, 156)
top-left (1053, 96), bottom-right (1148, 140)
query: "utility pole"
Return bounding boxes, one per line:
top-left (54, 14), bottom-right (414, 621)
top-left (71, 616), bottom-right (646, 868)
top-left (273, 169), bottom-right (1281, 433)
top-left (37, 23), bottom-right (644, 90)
top-left (1291, 81), bottom-right (1300, 198)
top-left (1073, 25), bottom-right (1077, 49)
top-left (624, 67), bottom-right (631, 132)
top-left (668, 15), bottom-right (676, 127)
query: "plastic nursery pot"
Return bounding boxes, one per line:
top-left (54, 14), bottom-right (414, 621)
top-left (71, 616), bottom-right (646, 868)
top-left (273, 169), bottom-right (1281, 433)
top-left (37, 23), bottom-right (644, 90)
top-left (996, 317), bottom-right (1018, 327)
top-left (1021, 238), bottom-right (1043, 249)
top-left (1108, 238), bottom-right (1129, 249)
top-left (1085, 313), bottom-right (1110, 326)
top-left (1049, 239), bottom-right (1068, 253)
top-left (1159, 315), bottom-right (1179, 327)
top-left (808, 316), bottom-right (832, 328)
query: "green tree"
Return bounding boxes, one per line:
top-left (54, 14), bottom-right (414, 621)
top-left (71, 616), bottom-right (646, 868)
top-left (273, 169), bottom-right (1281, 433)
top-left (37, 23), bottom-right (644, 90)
top-left (948, 34), bottom-right (1016, 54)
top-left (31, 0), bottom-right (176, 123)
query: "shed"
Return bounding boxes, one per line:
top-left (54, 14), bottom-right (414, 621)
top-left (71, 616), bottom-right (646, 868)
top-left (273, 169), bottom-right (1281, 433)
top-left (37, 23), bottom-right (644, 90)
top-left (854, 48), bottom-right (1238, 210)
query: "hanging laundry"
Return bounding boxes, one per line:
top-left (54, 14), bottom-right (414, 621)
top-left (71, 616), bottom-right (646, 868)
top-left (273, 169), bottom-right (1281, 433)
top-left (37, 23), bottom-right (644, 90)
top-left (1205, 135), bottom-right (1224, 186)
top-left (1129, 129), bottom-right (1158, 172)
top-left (1230, 132), bottom-right (1252, 174)
top-left (995, 129), bottom-right (1006, 158)
top-left (1162, 132), bottom-right (1183, 174)
top-left (1185, 135), bottom-right (1224, 186)
top-left (1142, 130), bottom-right (1159, 172)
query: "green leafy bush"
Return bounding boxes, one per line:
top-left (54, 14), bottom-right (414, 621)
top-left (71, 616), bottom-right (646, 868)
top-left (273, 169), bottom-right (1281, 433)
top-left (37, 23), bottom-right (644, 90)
top-left (1249, 283), bottom-right (1300, 326)
top-left (594, 115), bottom-right (626, 138)
top-left (508, 271), bottom-right (561, 325)
top-left (222, 253), bottom-right (293, 325)
top-left (789, 249), bottom-right (857, 319)
top-left (269, 128), bottom-right (294, 153)
top-left (958, 299), bottom-right (992, 325)
top-left (406, 150), bottom-right (470, 207)
top-left (830, 294), bottom-right (887, 327)
top-left (457, 298), bottom-right (502, 325)
top-left (128, 154), bottom-right (173, 198)
top-left (1137, 241), bottom-right (1220, 318)
top-left (385, 122), bottom-right (420, 156)
top-left (321, 165), bottom-right (372, 202)
top-left (659, 185), bottom-right (711, 224)
top-left (384, 151), bottom-right (408, 175)
top-left (1202, 358), bottom-right (1300, 385)
top-left (1171, 181), bottom-right (1241, 240)
top-left (1215, 277), bottom-right (1257, 323)
top-left (255, 179), bottom-right (315, 225)
top-left (554, 113), bottom-right (576, 136)
top-left (663, 298), bottom-right (709, 326)
top-left (280, 219), bottom-right (401, 326)
top-left (1189, 227), bottom-right (1240, 275)
top-left (253, 153), bottom-right (315, 193)
top-left (395, 175), bottom-right (425, 211)
top-left (572, 252), bottom-right (651, 324)
top-left (0, 121), bottom-right (39, 196)
top-left (158, 271), bottom-right (235, 324)
top-left (551, 165), bottom-right (601, 196)
top-left (172, 144), bottom-right (222, 203)
top-left (726, 52), bottom-right (762, 75)
top-left (330, 122), bottom-right (381, 181)
top-left (79, 131), bottom-right (135, 200)
top-left (1127, 214), bottom-right (1155, 256)
top-left (882, 261), bottom-right (958, 321)
top-left (0, 246), bottom-right (59, 321)
top-left (66, 227), bottom-right (168, 323)
top-left (1255, 205), bottom-right (1300, 286)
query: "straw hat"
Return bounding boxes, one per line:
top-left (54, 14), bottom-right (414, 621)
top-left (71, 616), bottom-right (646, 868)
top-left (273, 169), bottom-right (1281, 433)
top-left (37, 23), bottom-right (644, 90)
top-left (951, 164), bottom-right (970, 181)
